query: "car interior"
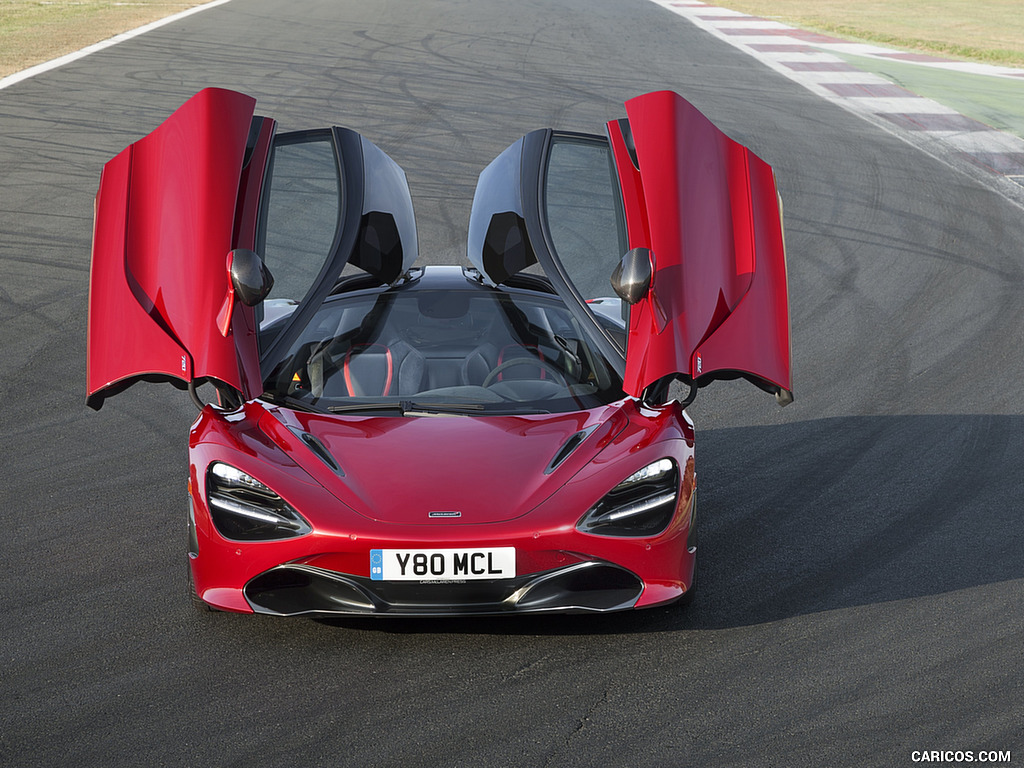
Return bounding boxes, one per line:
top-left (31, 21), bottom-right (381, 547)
top-left (263, 282), bottom-right (623, 412)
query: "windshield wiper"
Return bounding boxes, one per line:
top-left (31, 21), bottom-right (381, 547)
top-left (401, 401), bottom-right (486, 416)
top-left (326, 401), bottom-right (407, 414)
top-left (260, 392), bottom-right (326, 414)
top-left (325, 400), bottom-right (487, 416)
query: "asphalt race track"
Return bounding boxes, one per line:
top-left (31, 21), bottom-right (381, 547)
top-left (2, 1), bottom-right (1023, 765)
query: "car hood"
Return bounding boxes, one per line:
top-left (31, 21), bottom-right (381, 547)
top-left (260, 405), bottom-right (628, 525)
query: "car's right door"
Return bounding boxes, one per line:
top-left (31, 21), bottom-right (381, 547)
top-left (468, 90), bottom-right (793, 405)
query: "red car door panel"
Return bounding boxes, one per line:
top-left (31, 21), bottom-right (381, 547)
top-left (87, 88), bottom-right (264, 408)
top-left (611, 90), bottom-right (793, 403)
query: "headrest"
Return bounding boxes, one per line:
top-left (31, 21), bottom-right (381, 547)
top-left (480, 211), bottom-right (537, 285)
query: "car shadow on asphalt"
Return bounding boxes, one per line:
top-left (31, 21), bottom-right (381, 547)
top-left (313, 414), bottom-right (1024, 636)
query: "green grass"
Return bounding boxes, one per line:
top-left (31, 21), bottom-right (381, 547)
top-left (3, 0), bottom-right (1024, 80)
top-left (711, 0), bottom-right (1024, 68)
top-left (0, 1), bottom-right (204, 78)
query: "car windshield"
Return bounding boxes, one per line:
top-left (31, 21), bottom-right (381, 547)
top-left (262, 285), bottom-right (625, 415)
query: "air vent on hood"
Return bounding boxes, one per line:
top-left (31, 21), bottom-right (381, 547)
top-left (289, 428), bottom-right (344, 476)
top-left (544, 425), bottom-right (599, 475)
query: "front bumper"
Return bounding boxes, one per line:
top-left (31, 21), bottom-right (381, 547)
top-left (244, 558), bottom-right (645, 616)
top-left (188, 405), bottom-right (697, 616)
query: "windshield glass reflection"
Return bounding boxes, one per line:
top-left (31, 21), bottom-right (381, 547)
top-left (264, 287), bottom-right (624, 414)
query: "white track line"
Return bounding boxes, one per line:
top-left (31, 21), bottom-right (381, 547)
top-left (0, 0), bottom-right (232, 92)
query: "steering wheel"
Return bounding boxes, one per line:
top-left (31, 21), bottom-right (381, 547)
top-left (483, 357), bottom-right (567, 387)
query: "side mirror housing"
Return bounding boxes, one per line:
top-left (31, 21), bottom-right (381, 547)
top-left (229, 249), bottom-right (274, 307)
top-left (611, 247), bottom-right (653, 305)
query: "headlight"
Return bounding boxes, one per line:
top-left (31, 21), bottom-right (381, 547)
top-left (206, 462), bottom-right (312, 541)
top-left (577, 458), bottom-right (679, 537)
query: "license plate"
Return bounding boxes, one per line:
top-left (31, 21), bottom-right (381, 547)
top-left (370, 547), bottom-right (515, 581)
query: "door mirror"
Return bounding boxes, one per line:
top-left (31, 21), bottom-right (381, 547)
top-left (611, 247), bottom-right (653, 305)
top-left (230, 249), bottom-right (274, 307)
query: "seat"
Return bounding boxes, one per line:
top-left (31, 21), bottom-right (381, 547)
top-left (495, 344), bottom-right (548, 381)
top-left (462, 341), bottom-right (557, 388)
top-left (461, 341), bottom-right (499, 387)
top-left (312, 339), bottom-right (425, 398)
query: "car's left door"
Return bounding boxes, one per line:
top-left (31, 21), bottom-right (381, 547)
top-left (87, 88), bottom-right (275, 409)
top-left (253, 128), bottom-right (419, 374)
top-left (87, 89), bottom-right (418, 409)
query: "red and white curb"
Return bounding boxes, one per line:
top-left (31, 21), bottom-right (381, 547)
top-left (651, 0), bottom-right (1024, 194)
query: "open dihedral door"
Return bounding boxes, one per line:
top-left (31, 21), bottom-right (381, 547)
top-left (466, 90), bottom-right (792, 405)
top-left (87, 88), bottom-right (271, 409)
top-left (608, 90), bottom-right (793, 404)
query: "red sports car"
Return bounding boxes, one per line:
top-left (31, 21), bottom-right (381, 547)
top-left (87, 88), bottom-right (792, 616)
